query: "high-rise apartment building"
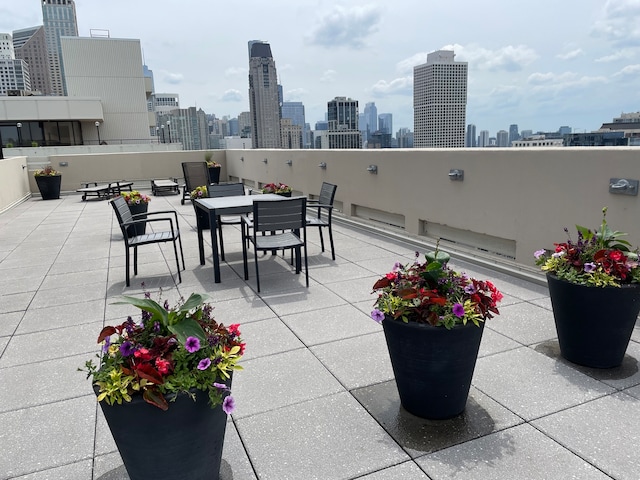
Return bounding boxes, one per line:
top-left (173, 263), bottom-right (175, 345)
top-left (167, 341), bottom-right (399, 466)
top-left (413, 50), bottom-right (468, 148)
top-left (282, 101), bottom-right (309, 148)
top-left (508, 124), bottom-right (520, 144)
top-left (478, 130), bottom-right (490, 147)
top-left (248, 40), bottom-right (281, 148)
top-left (466, 124), bottom-right (477, 147)
top-left (42, 0), bottom-right (78, 96)
top-left (13, 26), bottom-right (52, 94)
top-left (496, 130), bottom-right (509, 147)
top-left (0, 33), bottom-right (31, 95)
top-left (378, 113), bottom-right (392, 135)
top-left (363, 102), bottom-right (377, 133)
top-left (326, 97), bottom-right (362, 149)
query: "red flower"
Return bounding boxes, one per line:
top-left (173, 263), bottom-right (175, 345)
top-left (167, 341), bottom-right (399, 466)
top-left (155, 357), bottom-right (172, 375)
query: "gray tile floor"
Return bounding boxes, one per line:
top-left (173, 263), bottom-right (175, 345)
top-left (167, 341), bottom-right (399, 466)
top-left (1, 192), bottom-right (639, 480)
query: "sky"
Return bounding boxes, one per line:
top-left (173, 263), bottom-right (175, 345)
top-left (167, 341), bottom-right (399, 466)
top-left (2, 0), bottom-right (640, 136)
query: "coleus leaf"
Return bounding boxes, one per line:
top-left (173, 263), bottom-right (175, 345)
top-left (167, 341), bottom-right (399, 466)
top-left (143, 388), bottom-right (169, 411)
top-left (97, 326), bottom-right (117, 343)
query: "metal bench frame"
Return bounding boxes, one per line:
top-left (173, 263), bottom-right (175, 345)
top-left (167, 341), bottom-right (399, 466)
top-left (76, 181), bottom-right (134, 201)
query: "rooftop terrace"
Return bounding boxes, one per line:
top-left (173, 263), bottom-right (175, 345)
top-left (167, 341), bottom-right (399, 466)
top-left (1, 189), bottom-right (639, 479)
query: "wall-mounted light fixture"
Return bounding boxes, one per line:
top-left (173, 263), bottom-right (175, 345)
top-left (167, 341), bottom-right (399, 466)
top-left (263, 158), bottom-right (268, 164)
top-left (318, 162), bottom-right (327, 169)
top-left (286, 159), bottom-right (292, 166)
top-left (367, 165), bottom-right (378, 174)
top-left (609, 178), bottom-right (638, 196)
top-left (448, 169), bottom-right (464, 181)
top-left (58, 161), bottom-right (69, 167)
top-left (240, 156), bottom-right (244, 162)
top-left (95, 121), bottom-right (101, 144)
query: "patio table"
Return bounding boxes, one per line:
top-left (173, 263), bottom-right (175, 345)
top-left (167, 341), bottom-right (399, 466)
top-left (194, 194), bottom-right (283, 282)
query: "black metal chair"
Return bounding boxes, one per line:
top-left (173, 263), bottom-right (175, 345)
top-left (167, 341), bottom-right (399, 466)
top-left (306, 182), bottom-right (337, 260)
top-left (207, 183), bottom-right (246, 261)
top-left (241, 197), bottom-right (308, 293)
top-left (110, 196), bottom-right (185, 287)
top-left (181, 162), bottom-right (210, 205)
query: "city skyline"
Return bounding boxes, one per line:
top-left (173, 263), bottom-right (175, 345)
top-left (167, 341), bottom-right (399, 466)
top-left (2, 0), bottom-right (639, 135)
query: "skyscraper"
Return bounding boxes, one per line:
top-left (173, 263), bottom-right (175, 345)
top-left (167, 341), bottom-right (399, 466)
top-left (326, 96), bottom-right (362, 149)
top-left (13, 26), bottom-right (52, 95)
top-left (413, 50), bottom-right (468, 148)
top-left (466, 124), bottom-right (477, 147)
top-left (378, 113), bottom-right (392, 135)
top-left (508, 124), bottom-right (520, 144)
top-left (282, 101), bottom-right (309, 148)
top-left (496, 130), bottom-right (509, 147)
top-left (363, 102), bottom-right (377, 134)
top-left (0, 33), bottom-right (31, 95)
top-left (248, 40), bottom-right (281, 148)
top-left (42, 0), bottom-right (78, 96)
top-left (478, 130), bottom-right (490, 147)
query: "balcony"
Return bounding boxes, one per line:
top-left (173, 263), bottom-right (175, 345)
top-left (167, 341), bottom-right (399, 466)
top-left (1, 149), bottom-right (639, 479)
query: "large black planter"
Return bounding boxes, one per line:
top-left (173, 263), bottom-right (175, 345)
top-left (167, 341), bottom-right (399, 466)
top-left (208, 166), bottom-right (221, 184)
top-left (97, 387), bottom-right (228, 480)
top-left (35, 175), bottom-right (61, 200)
top-left (547, 273), bottom-right (640, 368)
top-left (382, 317), bottom-right (484, 419)
top-left (126, 202), bottom-right (148, 237)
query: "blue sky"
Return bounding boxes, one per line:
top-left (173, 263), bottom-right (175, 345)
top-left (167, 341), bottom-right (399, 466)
top-left (3, 0), bottom-right (640, 136)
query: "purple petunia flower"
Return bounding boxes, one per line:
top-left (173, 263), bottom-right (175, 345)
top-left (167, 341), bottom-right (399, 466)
top-left (119, 341), bottom-right (135, 357)
top-left (214, 382), bottom-right (229, 391)
top-left (371, 309), bottom-right (385, 323)
top-left (392, 261), bottom-right (403, 271)
top-left (185, 336), bottom-right (200, 353)
top-left (452, 303), bottom-right (465, 318)
top-left (222, 395), bottom-right (236, 414)
top-left (584, 262), bottom-right (597, 273)
top-left (464, 284), bottom-right (476, 294)
top-left (102, 336), bottom-right (111, 353)
top-left (534, 249), bottom-right (546, 259)
top-left (197, 358), bottom-right (211, 370)
top-left (552, 251), bottom-right (565, 258)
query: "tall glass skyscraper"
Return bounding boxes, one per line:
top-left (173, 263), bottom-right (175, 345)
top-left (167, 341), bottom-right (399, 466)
top-left (413, 50), bottom-right (467, 148)
top-left (248, 40), bottom-right (281, 148)
top-left (42, 0), bottom-right (78, 96)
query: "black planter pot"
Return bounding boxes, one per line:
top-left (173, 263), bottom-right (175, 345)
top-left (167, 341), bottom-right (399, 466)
top-left (547, 273), bottom-right (640, 368)
top-left (277, 191), bottom-right (292, 197)
top-left (382, 317), bottom-right (484, 419)
top-left (127, 202), bottom-right (148, 237)
top-left (35, 175), bottom-right (61, 200)
top-left (208, 166), bottom-right (221, 184)
top-left (96, 387), bottom-right (228, 480)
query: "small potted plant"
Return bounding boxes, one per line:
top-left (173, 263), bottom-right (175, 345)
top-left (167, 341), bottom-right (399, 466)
top-left (33, 165), bottom-right (62, 200)
top-left (121, 190), bottom-right (151, 237)
top-left (205, 152), bottom-right (221, 184)
top-left (371, 249), bottom-right (502, 419)
top-left (261, 182), bottom-right (292, 197)
top-left (82, 291), bottom-right (244, 480)
top-left (190, 185), bottom-right (210, 229)
top-left (534, 207), bottom-right (640, 368)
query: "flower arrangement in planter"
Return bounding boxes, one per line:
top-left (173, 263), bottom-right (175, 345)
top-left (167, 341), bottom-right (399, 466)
top-left (534, 207), bottom-right (640, 287)
top-left (121, 190), bottom-right (151, 206)
top-left (83, 291), bottom-right (244, 410)
top-left (33, 165), bottom-right (60, 176)
top-left (371, 250), bottom-right (503, 328)
top-left (261, 182), bottom-right (292, 195)
top-left (82, 291), bottom-right (245, 479)
top-left (534, 207), bottom-right (640, 368)
top-left (190, 185), bottom-right (208, 200)
top-left (33, 165), bottom-right (62, 200)
top-left (370, 249), bottom-right (503, 419)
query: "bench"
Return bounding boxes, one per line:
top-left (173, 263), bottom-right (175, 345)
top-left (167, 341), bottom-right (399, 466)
top-left (151, 179), bottom-right (180, 196)
top-left (76, 181), bottom-right (134, 201)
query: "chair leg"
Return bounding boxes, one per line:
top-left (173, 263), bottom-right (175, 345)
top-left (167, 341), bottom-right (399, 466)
top-left (318, 227), bottom-right (325, 252)
top-left (177, 235), bottom-right (186, 270)
top-left (327, 225), bottom-right (335, 260)
top-left (172, 240), bottom-right (182, 284)
top-left (254, 247), bottom-right (261, 292)
top-left (303, 242), bottom-right (309, 287)
top-left (133, 246), bottom-right (138, 275)
top-left (218, 217), bottom-right (226, 261)
top-left (125, 246), bottom-right (131, 287)
top-left (242, 225), bottom-right (249, 280)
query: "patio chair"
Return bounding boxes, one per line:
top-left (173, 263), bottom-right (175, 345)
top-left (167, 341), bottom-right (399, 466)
top-left (207, 182), bottom-right (246, 261)
top-left (110, 195), bottom-right (185, 287)
top-left (241, 197), bottom-right (308, 293)
top-left (181, 161), bottom-right (210, 205)
top-left (306, 182), bottom-right (337, 260)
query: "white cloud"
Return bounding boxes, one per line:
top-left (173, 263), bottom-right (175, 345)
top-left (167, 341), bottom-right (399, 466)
top-left (305, 4), bottom-right (381, 49)
top-left (370, 77), bottom-right (413, 97)
top-left (527, 72), bottom-right (608, 93)
top-left (613, 64), bottom-right (640, 76)
top-left (595, 48), bottom-right (638, 62)
top-left (224, 67), bottom-right (246, 77)
top-left (396, 53), bottom-right (429, 75)
top-left (220, 89), bottom-right (242, 102)
top-left (162, 72), bottom-right (184, 84)
top-left (285, 88), bottom-right (307, 101)
top-left (592, 0), bottom-right (640, 46)
top-left (319, 69), bottom-right (337, 83)
top-left (445, 44), bottom-right (538, 72)
top-left (557, 49), bottom-right (584, 60)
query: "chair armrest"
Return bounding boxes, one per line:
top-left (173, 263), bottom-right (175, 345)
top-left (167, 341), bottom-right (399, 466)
top-left (240, 215), bottom-right (253, 228)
